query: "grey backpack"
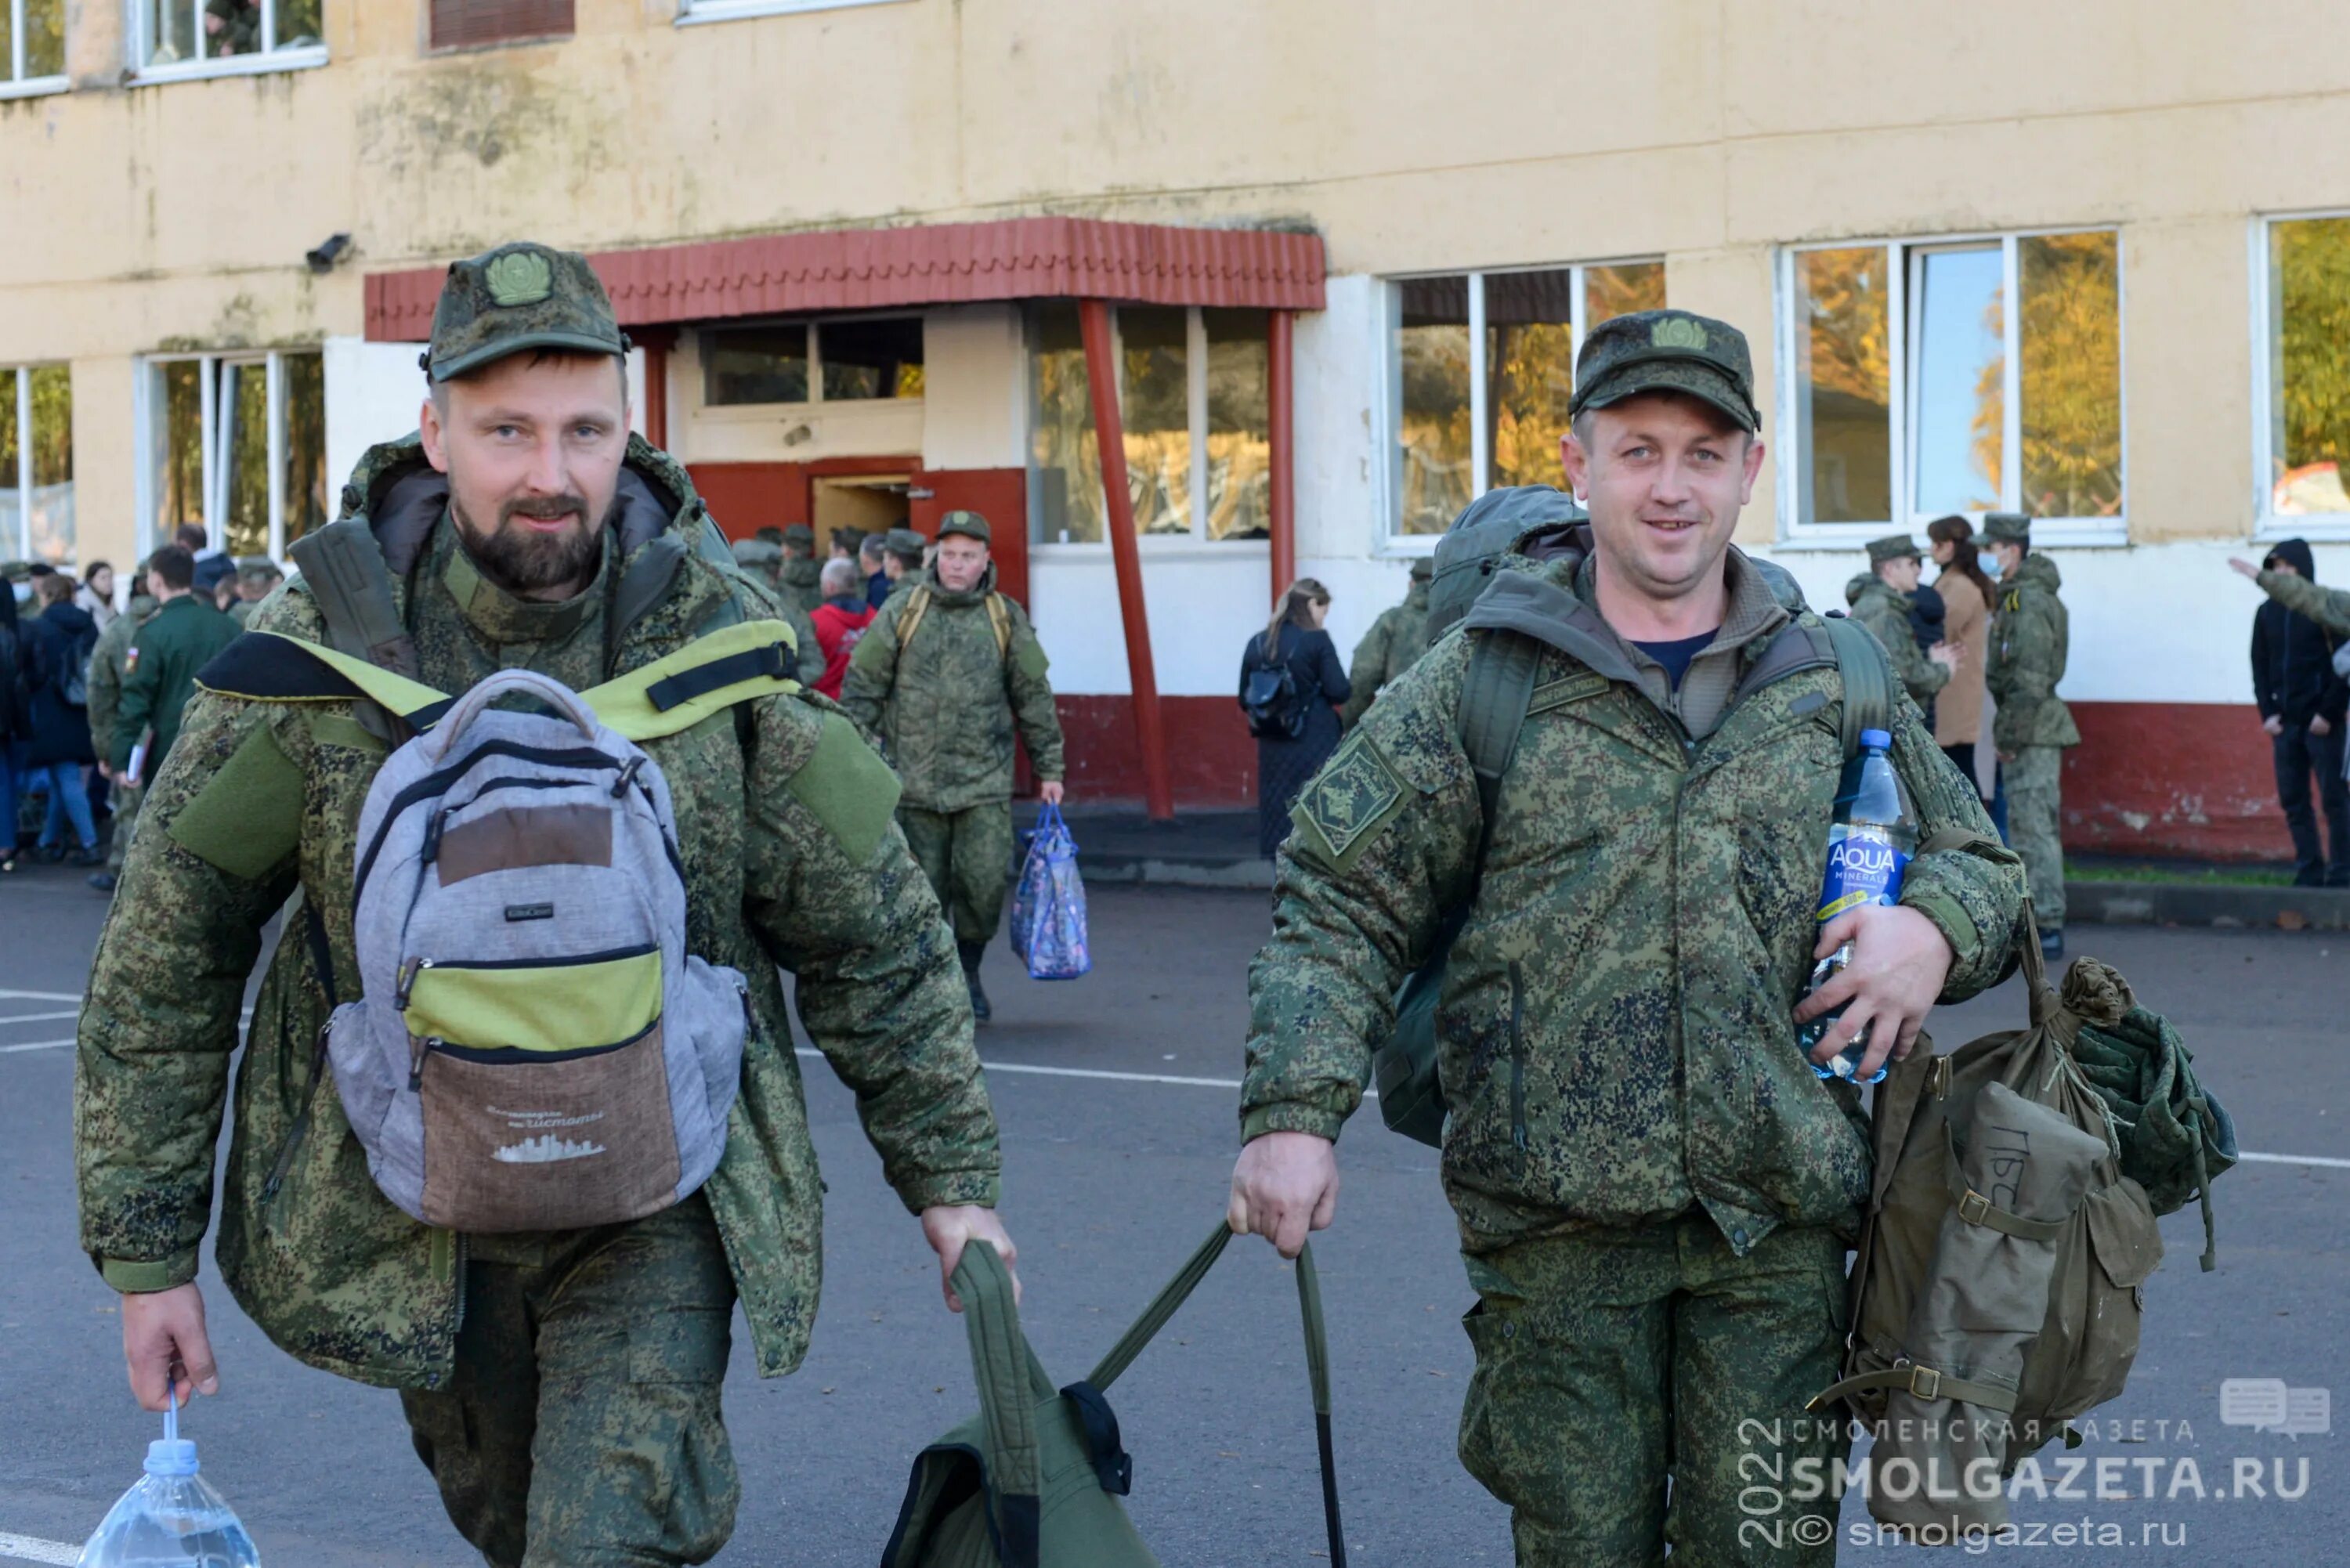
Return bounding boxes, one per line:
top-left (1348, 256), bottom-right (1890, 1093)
top-left (325, 667), bottom-right (750, 1233)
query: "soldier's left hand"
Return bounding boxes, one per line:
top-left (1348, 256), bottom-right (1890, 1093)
top-left (1793, 904), bottom-right (1955, 1081)
top-left (920, 1205), bottom-right (1019, 1313)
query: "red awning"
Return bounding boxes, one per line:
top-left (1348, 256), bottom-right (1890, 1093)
top-left (364, 217), bottom-right (1325, 341)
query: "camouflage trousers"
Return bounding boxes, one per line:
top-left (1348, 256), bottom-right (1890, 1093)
top-left (398, 1194), bottom-right (739, 1568)
top-left (1456, 1212), bottom-right (1850, 1567)
top-left (105, 783), bottom-right (141, 874)
top-left (898, 800), bottom-right (1014, 945)
top-left (2005, 745), bottom-right (2066, 928)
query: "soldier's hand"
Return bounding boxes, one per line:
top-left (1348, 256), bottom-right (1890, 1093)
top-left (1228, 1132), bottom-right (1338, 1259)
top-left (121, 1283), bottom-right (219, 1411)
top-left (2229, 557), bottom-right (2261, 581)
top-left (1038, 780), bottom-right (1065, 807)
top-left (920, 1205), bottom-right (1019, 1313)
top-left (1793, 904), bottom-right (1955, 1082)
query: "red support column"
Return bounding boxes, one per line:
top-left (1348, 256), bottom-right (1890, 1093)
top-left (1268, 309), bottom-right (1296, 603)
top-left (638, 330), bottom-right (672, 452)
top-left (1079, 298), bottom-right (1175, 821)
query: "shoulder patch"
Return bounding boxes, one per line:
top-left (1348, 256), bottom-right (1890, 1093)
top-left (168, 722), bottom-right (306, 880)
top-left (1527, 670), bottom-right (1609, 717)
top-left (785, 710), bottom-right (902, 863)
top-left (1290, 733), bottom-right (1408, 871)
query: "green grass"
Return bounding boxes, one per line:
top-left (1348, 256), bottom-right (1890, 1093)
top-left (2066, 860), bottom-right (2298, 888)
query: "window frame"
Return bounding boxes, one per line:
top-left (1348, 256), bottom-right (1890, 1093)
top-left (692, 312), bottom-right (926, 413)
top-left (2251, 208), bottom-right (2350, 542)
top-left (1773, 226), bottom-right (2128, 550)
top-left (134, 348), bottom-right (322, 562)
top-left (2, 0), bottom-right (69, 96)
top-left (1024, 302), bottom-right (1273, 556)
top-left (1376, 258), bottom-right (1666, 553)
top-left (124, 0), bottom-right (327, 87)
top-left (3, 362), bottom-right (73, 564)
top-left (674, 0), bottom-right (907, 27)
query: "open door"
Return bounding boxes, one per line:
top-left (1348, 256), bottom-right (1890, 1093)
top-left (909, 467), bottom-right (1029, 609)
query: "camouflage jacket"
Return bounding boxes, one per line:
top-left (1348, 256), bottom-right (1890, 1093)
top-left (2259, 569), bottom-right (2350, 640)
top-left (1845, 574), bottom-right (1950, 709)
top-left (840, 568), bottom-right (1065, 811)
top-left (1986, 554), bottom-right (2081, 750)
top-left (778, 555), bottom-right (825, 620)
top-left (75, 435), bottom-right (1000, 1390)
top-left (1338, 579), bottom-right (1431, 731)
top-left (1241, 549), bottom-right (2025, 1256)
top-left (85, 594), bottom-right (159, 763)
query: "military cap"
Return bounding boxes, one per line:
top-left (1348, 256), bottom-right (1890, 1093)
top-left (836, 526), bottom-right (870, 553)
top-left (0, 560), bottom-right (30, 584)
top-left (236, 555), bottom-right (284, 585)
top-left (729, 537), bottom-right (783, 566)
top-left (937, 510), bottom-right (992, 544)
top-left (782, 523), bottom-right (815, 547)
top-left (1408, 555), bottom-right (1434, 581)
top-left (425, 241), bottom-right (629, 384)
top-left (1866, 534), bottom-right (1922, 567)
top-left (1569, 309), bottom-right (1759, 433)
top-left (753, 526), bottom-right (786, 546)
top-left (1983, 511), bottom-right (2032, 546)
top-left (883, 527), bottom-right (928, 559)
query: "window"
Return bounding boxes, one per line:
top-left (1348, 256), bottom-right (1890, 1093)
top-left (1781, 230), bottom-right (2123, 539)
top-left (132, 0), bottom-right (324, 78)
top-left (1386, 261), bottom-right (1665, 537)
top-left (0, 365), bottom-right (74, 565)
top-left (430, 0), bottom-right (573, 49)
top-left (2258, 214), bottom-right (2350, 527)
top-left (2, 0), bottom-right (67, 95)
top-left (1026, 302), bottom-right (1271, 546)
top-left (143, 351), bottom-right (326, 560)
top-left (700, 317), bottom-right (923, 408)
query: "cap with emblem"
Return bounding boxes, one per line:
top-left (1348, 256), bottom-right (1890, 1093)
top-left (937, 511), bottom-right (991, 545)
top-left (1866, 535), bottom-right (1922, 568)
top-left (1569, 309), bottom-right (1759, 434)
top-left (236, 555), bottom-right (284, 585)
top-left (424, 241), bottom-right (630, 384)
top-left (1983, 511), bottom-right (2032, 546)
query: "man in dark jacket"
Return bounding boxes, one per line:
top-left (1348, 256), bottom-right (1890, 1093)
top-left (2251, 537), bottom-right (2350, 886)
top-left (21, 573), bottom-right (103, 862)
top-left (107, 546), bottom-right (240, 787)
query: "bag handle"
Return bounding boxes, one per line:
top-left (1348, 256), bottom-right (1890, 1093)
top-left (1086, 1223), bottom-right (1348, 1568)
top-left (431, 669), bottom-right (602, 761)
top-left (949, 1239), bottom-right (1052, 1568)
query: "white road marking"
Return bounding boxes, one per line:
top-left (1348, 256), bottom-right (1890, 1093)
top-left (0, 1532), bottom-right (81, 1565)
top-left (2236, 1151), bottom-right (2350, 1171)
top-left (0, 1010), bottom-right (81, 1028)
top-left (0, 1039), bottom-right (70, 1056)
top-left (0, 989), bottom-right (84, 1003)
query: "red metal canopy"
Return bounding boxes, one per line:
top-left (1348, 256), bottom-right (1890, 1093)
top-left (365, 216), bottom-right (1325, 340)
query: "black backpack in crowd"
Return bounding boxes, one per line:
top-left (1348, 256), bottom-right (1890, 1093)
top-left (1242, 632), bottom-right (1309, 739)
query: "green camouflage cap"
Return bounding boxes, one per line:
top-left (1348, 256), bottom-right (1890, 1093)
top-left (1983, 511), bottom-right (2032, 546)
top-left (838, 526), bottom-right (871, 553)
top-left (1866, 534), bottom-right (1922, 567)
top-left (1569, 309), bottom-right (1759, 433)
top-left (236, 555), bottom-right (284, 585)
top-left (425, 241), bottom-right (630, 383)
top-left (1408, 555), bottom-right (1434, 581)
top-left (781, 523), bottom-right (815, 547)
top-left (884, 528), bottom-right (928, 558)
top-left (753, 526), bottom-right (786, 546)
top-left (730, 537), bottom-right (783, 566)
top-left (0, 560), bottom-right (31, 584)
top-left (938, 510), bottom-right (991, 544)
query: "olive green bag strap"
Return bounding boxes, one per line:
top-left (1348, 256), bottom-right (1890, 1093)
top-left (897, 585), bottom-right (933, 649)
top-left (948, 1240), bottom-right (1054, 1567)
top-left (1820, 613), bottom-right (1894, 757)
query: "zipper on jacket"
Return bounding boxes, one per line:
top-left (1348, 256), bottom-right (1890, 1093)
top-left (262, 1020), bottom-right (333, 1205)
top-left (1508, 960), bottom-right (1528, 1154)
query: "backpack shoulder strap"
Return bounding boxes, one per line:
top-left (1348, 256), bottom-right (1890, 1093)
top-left (287, 518), bottom-right (419, 680)
top-left (985, 592), bottom-right (1013, 660)
top-left (1458, 628), bottom-right (1542, 889)
top-left (1820, 612), bottom-right (1893, 757)
top-left (197, 629), bottom-right (455, 728)
top-left (895, 585), bottom-right (933, 649)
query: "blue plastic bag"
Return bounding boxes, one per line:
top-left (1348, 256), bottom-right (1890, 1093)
top-left (1009, 803), bottom-right (1090, 981)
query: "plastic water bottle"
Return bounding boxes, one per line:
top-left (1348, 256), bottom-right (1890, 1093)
top-left (78, 1401), bottom-right (260, 1568)
top-left (1795, 727), bottom-right (1917, 1086)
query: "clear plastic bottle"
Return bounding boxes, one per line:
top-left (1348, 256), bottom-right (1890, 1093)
top-left (1795, 727), bottom-right (1918, 1086)
top-left (78, 1402), bottom-right (260, 1568)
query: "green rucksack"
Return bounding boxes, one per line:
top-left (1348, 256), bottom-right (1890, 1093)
top-left (1372, 491), bottom-right (1895, 1145)
top-left (884, 1226), bottom-right (1346, 1568)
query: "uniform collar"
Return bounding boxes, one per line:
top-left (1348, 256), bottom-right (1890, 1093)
top-left (437, 513), bottom-right (611, 646)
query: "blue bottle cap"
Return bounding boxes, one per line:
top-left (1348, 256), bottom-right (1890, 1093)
top-left (145, 1438), bottom-right (200, 1477)
top-left (1859, 728), bottom-right (1892, 751)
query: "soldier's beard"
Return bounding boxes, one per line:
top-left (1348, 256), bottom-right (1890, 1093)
top-left (454, 493), bottom-right (612, 599)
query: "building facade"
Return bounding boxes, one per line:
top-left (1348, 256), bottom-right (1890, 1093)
top-left (6, 0), bottom-right (2348, 857)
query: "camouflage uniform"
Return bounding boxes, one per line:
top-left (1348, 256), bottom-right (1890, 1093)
top-left (730, 536), bottom-right (822, 679)
top-left (229, 558), bottom-right (283, 626)
top-left (76, 244), bottom-right (1001, 1568)
top-left (85, 592), bottom-right (160, 883)
top-left (840, 516), bottom-right (1063, 966)
top-left (1240, 310), bottom-right (2026, 1568)
top-left (776, 524), bottom-right (825, 620)
top-left (1983, 518), bottom-right (2079, 932)
top-left (2258, 566), bottom-right (2350, 639)
top-left (1338, 557), bottom-right (1434, 730)
top-left (1846, 537), bottom-right (1948, 711)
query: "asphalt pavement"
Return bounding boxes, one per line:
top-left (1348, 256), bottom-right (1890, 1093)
top-left (0, 862), bottom-right (2342, 1566)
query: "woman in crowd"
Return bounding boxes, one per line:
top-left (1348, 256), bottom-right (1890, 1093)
top-left (75, 562), bottom-right (118, 631)
top-left (1927, 514), bottom-right (1997, 803)
top-left (1240, 576), bottom-right (1350, 858)
top-left (0, 581), bottom-right (24, 873)
top-left (19, 573), bottom-right (101, 865)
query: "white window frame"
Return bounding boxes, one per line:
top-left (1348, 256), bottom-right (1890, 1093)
top-left (1377, 258), bottom-right (1665, 552)
top-left (5, 363), bottom-right (72, 562)
top-left (693, 313), bottom-right (925, 413)
top-left (134, 349), bottom-right (320, 562)
top-left (1774, 227), bottom-right (2128, 550)
top-left (2251, 208), bottom-right (2350, 542)
top-left (1025, 302), bottom-right (1272, 556)
top-left (675, 0), bottom-right (906, 27)
top-left (125, 0), bottom-right (327, 86)
top-left (2, 0), bottom-right (69, 98)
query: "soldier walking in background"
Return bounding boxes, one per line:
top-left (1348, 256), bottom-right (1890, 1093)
top-left (1846, 534), bottom-right (1961, 710)
top-left (880, 529), bottom-right (927, 602)
top-left (84, 562), bottom-right (159, 894)
top-left (776, 522), bottom-right (824, 620)
top-left (1227, 309), bottom-right (2023, 1567)
top-left (731, 534), bottom-right (823, 681)
top-left (842, 511), bottom-right (1066, 1023)
top-left (1983, 511), bottom-right (2078, 959)
top-left (1339, 555), bottom-right (1432, 731)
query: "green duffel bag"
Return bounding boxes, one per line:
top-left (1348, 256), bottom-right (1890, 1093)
top-left (882, 1224), bottom-right (1347, 1568)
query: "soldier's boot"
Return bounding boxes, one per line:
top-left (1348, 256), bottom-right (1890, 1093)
top-left (958, 940), bottom-right (992, 1024)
